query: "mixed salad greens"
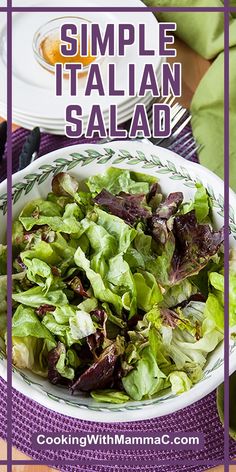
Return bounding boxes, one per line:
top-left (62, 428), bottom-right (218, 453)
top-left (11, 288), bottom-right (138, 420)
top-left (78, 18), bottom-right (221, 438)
top-left (0, 167), bottom-right (234, 404)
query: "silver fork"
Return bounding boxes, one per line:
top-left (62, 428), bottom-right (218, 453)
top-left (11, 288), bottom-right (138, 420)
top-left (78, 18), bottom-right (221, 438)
top-left (148, 95), bottom-right (190, 129)
top-left (100, 94), bottom-right (191, 147)
top-left (148, 96), bottom-right (191, 147)
top-left (136, 94), bottom-right (191, 144)
top-left (168, 129), bottom-right (202, 160)
top-left (145, 96), bottom-right (202, 159)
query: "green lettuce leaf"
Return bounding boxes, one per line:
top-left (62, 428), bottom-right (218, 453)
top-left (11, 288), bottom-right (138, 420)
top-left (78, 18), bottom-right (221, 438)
top-left (107, 254), bottom-right (134, 292)
top-left (0, 245), bottom-right (7, 275)
top-left (133, 271), bottom-right (163, 312)
top-left (55, 343), bottom-right (75, 380)
top-left (12, 221), bottom-right (25, 252)
top-left (21, 257), bottom-right (53, 292)
top-left (51, 172), bottom-right (79, 197)
top-left (148, 326), bottom-right (172, 373)
top-left (161, 301), bottom-right (224, 370)
top-left (107, 254), bottom-right (136, 316)
top-left (122, 346), bottom-right (167, 401)
top-left (63, 202), bottom-right (83, 220)
top-left (1, 273), bottom-right (27, 349)
top-left (19, 199), bottom-right (84, 234)
top-left (102, 303), bottom-right (126, 329)
top-left (209, 270), bottom-right (236, 327)
top-left (12, 286), bottom-right (68, 307)
top-left (47, 192), bottom-right (72, 209)
top-left (183, 362), bottom-right (203, 384)
top-left (134, 231), bottom-right (152, 255)
top-left (204, 292), bottom-right (224, 331)
top-left (147, 233), bottom-right (175, 286)
top-left (168, 371), bottom-right (192, 395)
top-left (182, 183), bottom-right (210, 223)
top-left (69, 310), bottom-right (96, 340)
top-left (20, 240), bottom-right (60, 266)
top-left (19, 215), bottom-right (83, 234)
top-left (66, 348), bottom-right (81, 369)
top-left (77, 297), bottom-right (98, 313)
top-left (81, 218), bottom-right (117, 259)
top-left (130, 170), bottom-right (157, 185)
top-left (12, 305), bottom-right (56, 376)
top-left (52, 305), bottom-right (76, 324)
top-left (19, 199), bottom-right (62, 218)
top-left (163, 279), bottom-right (197, 308)
top-left (95, 208), bottom-right (137, 254)
top-left (42, 314), bottom-right (69, 337)
top-left (12, 336), bottom-right (52, 377)
top-left (41, 307), bottom-right (95, 346)
top-left (87, 167), bottom-right (151, 196)
top-left (193, 183), bottom-right (211, 222)
top-left (74, 247), bottom-right (123, 314)
top-left (125, 231), bottom-right (156, 272)
top-left (49, 233), bottom-right (77, 273)
top-left (229, 272), bottom-right (236, 327)
top-left (90, 390), bottom-right (130, 404)
top-left (124, 248), bottom-right (146, 271)
top-left (0, 275), bottom-right (7, 317)
top-left (12, 305), bottom-right (56, 343)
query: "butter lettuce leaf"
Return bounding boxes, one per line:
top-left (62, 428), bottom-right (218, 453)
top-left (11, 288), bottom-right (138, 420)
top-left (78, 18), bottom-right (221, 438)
top-left (122, 347), bottom-right (167, 401)
top-left (209, 270), bottom-right (236, 327)
top-left (12, 305), bottom-right (56, 377)
top-left (134, 271), bottom-right (163, 312)
top-left (81, 218), bottom-right (117, 258)
top-left (168, 371), bottom-right (192, 395)
top-left (21, 257), bottom-right (53, 292)
top-left (55, 342), bottom-right (75, 380)
top-left (95, 208), bottom-right (137, 254)
top-left (12, 336), bottom-right (52, 377)
top-left (161, 301), bottom-right (224, 370)
top-left (74, 247), bottom-right (123, 314)
top-left (12, 305), bottom-right (56, 343)
top-left (193, 183), bottom-right (211, 223)
top-left (107, 254), bottom-right (137, 317)
top-left (182, 183), bottom-right (211, 223)
top-left (87, 167), bottom-right (151, 196)
top-left (12, 286), bottom-right (68, 307)
top-left (91, 390), bottom-right (129, 404)
top-left (0, 244), bottom-right (7, 275)
top-left (69, 310), bottom-right (96, 340)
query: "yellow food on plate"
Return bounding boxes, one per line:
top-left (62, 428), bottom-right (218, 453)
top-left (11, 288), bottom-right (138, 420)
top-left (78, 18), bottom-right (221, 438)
top-left (40, 32), bottom-right (96, 67)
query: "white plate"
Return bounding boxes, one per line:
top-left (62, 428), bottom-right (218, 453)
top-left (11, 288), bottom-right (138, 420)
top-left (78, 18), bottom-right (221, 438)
top-left (8, 91), bottom-right (153, 133)
top-left (7, 74), bottom-right (159, 134)
top-left (10, 94), bottom-right (154, 133)
top-left (9, 60), bottom-right (164, 125)
top-left (7, 66), bottom-right (163, 134)
top-left (0, 140), bottom-right (235, 422)
top-left (0, 1), bottom-right (160, 121)
top-left (10, 86), bottom-right (155, 125)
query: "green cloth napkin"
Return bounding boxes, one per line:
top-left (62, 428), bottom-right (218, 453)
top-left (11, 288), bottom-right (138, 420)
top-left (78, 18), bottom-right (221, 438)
top-left (144, 1), bottom-right (236, 190)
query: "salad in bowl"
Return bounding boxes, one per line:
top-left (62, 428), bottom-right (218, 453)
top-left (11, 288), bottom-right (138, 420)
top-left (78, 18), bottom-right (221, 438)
top-left (0, 142), bottom-right (235, 421)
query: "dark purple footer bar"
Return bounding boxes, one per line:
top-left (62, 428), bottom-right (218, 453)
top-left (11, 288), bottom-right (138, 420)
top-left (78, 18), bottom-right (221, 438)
top-left (31, 431), bottom-right (204, 452)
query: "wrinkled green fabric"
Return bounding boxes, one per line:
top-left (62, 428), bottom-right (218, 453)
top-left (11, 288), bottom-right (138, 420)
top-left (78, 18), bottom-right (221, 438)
top-left (144, 1), bottom-right (236, 190)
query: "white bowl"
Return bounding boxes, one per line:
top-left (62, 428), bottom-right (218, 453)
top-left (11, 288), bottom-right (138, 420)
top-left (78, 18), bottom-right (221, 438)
top-left (1, 140), bottom-right (236, 422)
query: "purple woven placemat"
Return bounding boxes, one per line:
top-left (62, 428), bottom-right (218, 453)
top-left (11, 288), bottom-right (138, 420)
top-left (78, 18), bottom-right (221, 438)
top-left (1, 127), bottom-right (235, 471)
